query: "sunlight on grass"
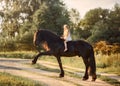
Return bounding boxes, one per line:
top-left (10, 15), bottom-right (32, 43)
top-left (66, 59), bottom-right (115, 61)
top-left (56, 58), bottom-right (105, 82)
top-left (99, 75), bottom-right (120, 86)
top-left (0, 72), bottom-right (44, 86)
top-left (31, 63), bottom-right (82, 79)
top-left (0, 51), bottom-right (120, 86)
top-left (0, 51), bottom-right (37, 59)
top-left (96, 54), bottom-right (120, 75)
top-left (40, 56), bottom-right (85, 69)
top-left (0, 51), bottom-right (120, 75)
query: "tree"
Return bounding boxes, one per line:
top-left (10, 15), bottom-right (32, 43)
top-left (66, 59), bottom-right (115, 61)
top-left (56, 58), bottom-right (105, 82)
top-left (80, 4), bottom-right (120, 44)
top-left (80, 8), bottom-right (109, 30)
top-left (87, 20), bottom-right (120, 43)
top-left (32, 0), bottom-right (70, 35)
top-left (87, 21), bottom-right (109, 43)
top-left (69, 8), bottom-right (80, 26)
top-left (0, 0), bottom-right (42, 38)
top-left (0, 0), bottom-right (71, 51)
top-left (108, 3), bottom-right (120, 29)
top-left (68, 8), bottom-right (81, 40)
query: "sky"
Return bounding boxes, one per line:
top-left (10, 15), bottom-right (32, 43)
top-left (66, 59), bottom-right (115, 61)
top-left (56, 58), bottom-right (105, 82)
top-left (63, 0), bottom-right (120, 18)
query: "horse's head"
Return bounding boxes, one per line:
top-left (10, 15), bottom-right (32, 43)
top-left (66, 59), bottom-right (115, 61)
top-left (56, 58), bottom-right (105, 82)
top-left (33, 30), bottom-right (42, 46)
top-left (33, 29), bottom-right (64, 47)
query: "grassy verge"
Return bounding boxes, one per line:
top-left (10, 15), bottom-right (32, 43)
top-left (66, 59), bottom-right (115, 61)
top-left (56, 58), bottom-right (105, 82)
top-left (31, 63), bottom-right (83, 79)
top-left (40, 56), bottom-right (85, 69)
top-left (30, 63), bottom-right (120, 86)
top-left (0, 51), bottom-right (120, 75)
top-left (0, 51), bottom-right (120, 86)
top-left (30, 63), bottom-right (82, 86)
top-left (0, 51), bottom-right (37, 59)
top-left (0, 72), bottom-right (44, 86)
top-left (96, 54), bottom-right (120, 75)
top-left (98, 75), bottom-right (120, 86)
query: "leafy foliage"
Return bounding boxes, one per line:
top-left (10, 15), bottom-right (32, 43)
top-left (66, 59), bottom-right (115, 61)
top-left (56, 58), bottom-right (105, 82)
top-left (94, 41), bottom-right (120, 55)
top-left (32, 0), bottom-right (70, 35)
top-left (80, 4), bottom-right (120, 44)
top-left (0, 1), bottom-right (120, 51)
top-left (80, 8), bottom-right (109, 30)
top-left (0, 0), bottom-right (70, 51)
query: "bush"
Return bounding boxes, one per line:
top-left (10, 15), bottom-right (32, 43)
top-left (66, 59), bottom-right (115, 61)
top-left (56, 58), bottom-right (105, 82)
top-left (0, 38), bottom-right (16, 52)
top-left (18, 31), bottom-right (33, 44)
top-left (94, 41), bottom-right (120, 55)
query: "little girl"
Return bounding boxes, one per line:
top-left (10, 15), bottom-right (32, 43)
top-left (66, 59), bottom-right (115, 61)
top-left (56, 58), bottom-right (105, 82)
top-left (63, 24), bottom-right (72, 52)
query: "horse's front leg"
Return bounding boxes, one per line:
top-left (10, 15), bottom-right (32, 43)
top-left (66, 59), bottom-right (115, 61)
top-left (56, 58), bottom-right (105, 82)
top-left (32, 53), bottom-right (41, 64)
top-left (56, 56), bottom-right (64, 77)
top-left (32, 51), bottom-right (53, 64)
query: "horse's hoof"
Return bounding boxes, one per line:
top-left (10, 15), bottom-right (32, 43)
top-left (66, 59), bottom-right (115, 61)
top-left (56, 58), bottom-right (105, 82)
top-left (59, 75), bottom-right (64, 78)
top-left (32, 61), bottom-right (36, 64)
top-left (91, 79), bottom-right (96, 81)
top-left (82, 78), bottom-right (88, 81)
top-left (59, 74), bottom-right (64, 78)
top-left (91, 77), bottom-right (97, 81)
top-left (82, 77), bottom-right (88, 81)
top-left (92, 74), bottom-right (97, 81)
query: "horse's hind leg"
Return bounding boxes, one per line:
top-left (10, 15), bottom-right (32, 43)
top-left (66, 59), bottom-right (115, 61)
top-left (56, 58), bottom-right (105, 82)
top-left (82, 58), bottom-right (89, 81)
top-left (92, 73), bottom-right (97, 81)
top-left (89, 53), bottom-right (97, 81)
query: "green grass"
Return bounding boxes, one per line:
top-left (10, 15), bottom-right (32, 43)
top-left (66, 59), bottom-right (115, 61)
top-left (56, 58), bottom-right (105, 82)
top-left (98, 75), bottom-right (120, 86)
top-left (31, 63), bottom-right (82, 79)
top-left (0, 51), bottom-right (120, 75)
top-left (0, 51), bottom-right (37, 59)
top-left (0, 72), bottom-right (44, 86)
top-left (0, 51), bottom-right (120, 86)
top-left (29, 63), bottom-right (82, 86)
top-left (96, 54), bottom-right (120, 75)
top-left (32, 63), bottom-right (60, 73)
top-left (40, 56), bottom-right (85, 69)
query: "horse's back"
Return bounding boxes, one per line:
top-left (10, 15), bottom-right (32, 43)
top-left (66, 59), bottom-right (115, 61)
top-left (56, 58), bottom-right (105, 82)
top-left (66, 40), bottom-right (93, 57)
top-left (67, 40), bottom-right (92, 49)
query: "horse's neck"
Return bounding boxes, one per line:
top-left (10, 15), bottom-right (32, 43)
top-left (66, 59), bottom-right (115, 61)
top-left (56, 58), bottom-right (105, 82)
top-left (43, 34), bottom-right (61, 42)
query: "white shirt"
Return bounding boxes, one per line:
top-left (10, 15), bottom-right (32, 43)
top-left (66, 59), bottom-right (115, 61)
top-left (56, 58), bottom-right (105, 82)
top-left (63, 29), bottom-right (72, 41)
top-left (66, 32), bottom-right (72, 41)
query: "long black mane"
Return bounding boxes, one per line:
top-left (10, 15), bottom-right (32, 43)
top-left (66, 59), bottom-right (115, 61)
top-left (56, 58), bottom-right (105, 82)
top-left (38, 29), bottom-right (63, 42)
top-left (34, 29), bottom-right (65, 53)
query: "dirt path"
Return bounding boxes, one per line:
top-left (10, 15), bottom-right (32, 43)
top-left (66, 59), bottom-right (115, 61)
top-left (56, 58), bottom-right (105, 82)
top-left (0, 58), bottom-right (114, 86)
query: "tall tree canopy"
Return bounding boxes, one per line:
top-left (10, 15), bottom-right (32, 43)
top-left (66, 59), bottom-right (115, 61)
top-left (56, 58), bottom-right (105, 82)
top-left (0, 0), bottom-right (41, 37)
top-left (32, 0), bottom-right (70, 35)
top-left (0, 0), bottom-right (70, 37)
top-left (79, 4), bottom-right (120, 43)
top-left (0, 0), bottom-right (70, 51)
top-left (80, 8), bottom-right (109, 30)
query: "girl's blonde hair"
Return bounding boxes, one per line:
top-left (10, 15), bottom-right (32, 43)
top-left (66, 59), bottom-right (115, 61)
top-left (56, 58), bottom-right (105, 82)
top-left (63, 24), bottom-right (69, 29)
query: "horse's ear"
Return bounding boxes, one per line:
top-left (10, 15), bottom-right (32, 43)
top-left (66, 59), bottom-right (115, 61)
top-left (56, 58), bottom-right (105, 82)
top-left (38, 29), bottom-right (42, 32)
top-left (34, 29), bottom-right (40, 33)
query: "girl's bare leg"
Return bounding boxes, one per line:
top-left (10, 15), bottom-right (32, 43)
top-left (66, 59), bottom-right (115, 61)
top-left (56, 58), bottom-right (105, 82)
top-left (64, 41), bottom-right (67, 52)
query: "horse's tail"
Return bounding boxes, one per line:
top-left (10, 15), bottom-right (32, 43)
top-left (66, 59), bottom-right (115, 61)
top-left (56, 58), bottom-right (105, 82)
top-left (88, 48), bottom-right (96, 76)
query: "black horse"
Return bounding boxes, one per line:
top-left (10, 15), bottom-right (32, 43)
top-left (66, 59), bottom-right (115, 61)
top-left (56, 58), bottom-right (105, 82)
top-left (32, 29), bottom-right (97, 81)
